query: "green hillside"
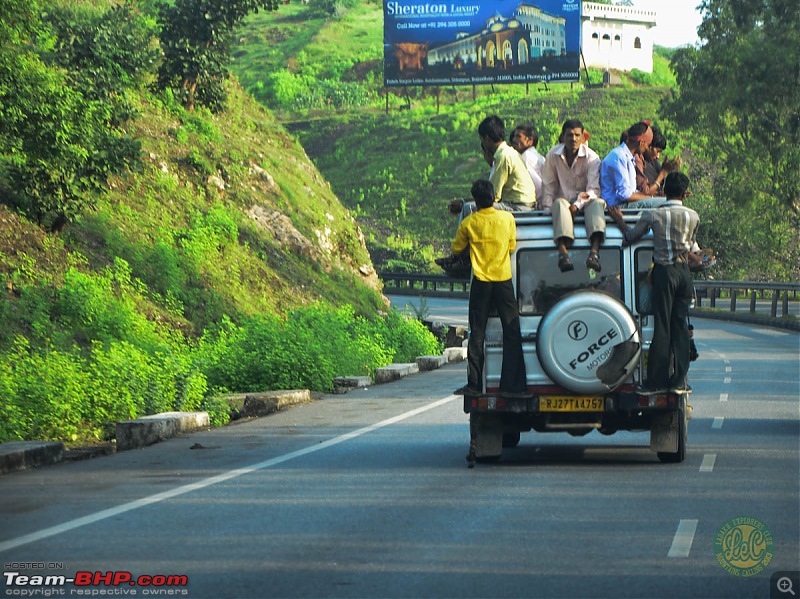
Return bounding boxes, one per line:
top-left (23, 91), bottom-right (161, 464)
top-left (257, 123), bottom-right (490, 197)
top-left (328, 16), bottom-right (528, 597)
top-left (0, 0), bottom-right (443, 445)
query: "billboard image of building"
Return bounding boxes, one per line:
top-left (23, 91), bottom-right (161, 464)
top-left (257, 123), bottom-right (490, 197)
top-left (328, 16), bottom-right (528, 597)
top-left (384, 0), bottom-right (581, 86)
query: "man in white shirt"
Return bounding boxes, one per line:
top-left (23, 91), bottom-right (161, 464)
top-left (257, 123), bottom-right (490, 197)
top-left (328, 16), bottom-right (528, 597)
top-left (540, 119), bottom-right (605, 273)
top-left (510, 124), bottom-right (545, 201)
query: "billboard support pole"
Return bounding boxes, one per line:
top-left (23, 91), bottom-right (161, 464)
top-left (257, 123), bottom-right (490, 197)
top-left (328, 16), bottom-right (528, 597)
top-left (472, 85), bottom-right (476, 101)
top-left (580, 46), bottom-right (592, 86)
top-left (385, 88), bottom-right (389, 114)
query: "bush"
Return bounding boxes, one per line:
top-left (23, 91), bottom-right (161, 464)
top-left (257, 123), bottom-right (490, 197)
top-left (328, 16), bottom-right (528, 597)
top-left (196, 303), bottom-right (440, 394)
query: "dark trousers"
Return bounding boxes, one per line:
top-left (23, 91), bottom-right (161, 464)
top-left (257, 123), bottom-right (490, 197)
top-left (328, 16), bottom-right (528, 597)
top-left (648, 262), bottom-right (693, 389)
top-left (467, 278), bottom-right (527, 393)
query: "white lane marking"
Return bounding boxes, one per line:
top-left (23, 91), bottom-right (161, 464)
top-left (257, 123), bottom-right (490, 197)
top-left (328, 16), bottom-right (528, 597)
top-left (668, 519), bottom-right (699, 558)
top-left (712, 417), bottom-right (724, 430)
top-left (700, 454), bottom-right (717, 473)
top-left (0, 395), bottom-right (459, 553)
top-left (725, 367), bottom-right (732, 373)
top-left (723, 377), bottom-right (732, 384)
top-left (720, 393), bottom-right (729, 402)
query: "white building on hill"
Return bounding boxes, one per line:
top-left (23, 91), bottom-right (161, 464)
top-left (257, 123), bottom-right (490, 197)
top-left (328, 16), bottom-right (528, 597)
top-left (581, 1), bottom-right (657, 73)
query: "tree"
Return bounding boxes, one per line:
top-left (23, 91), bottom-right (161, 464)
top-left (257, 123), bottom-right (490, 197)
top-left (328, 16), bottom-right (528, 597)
top-left (156, 0), bottom-right (280, 113)
top-left (663, 0), bottom-right (800, 217)
top-left (0, 0), bottom-right (142, 232)
top-left (44, 3), bottom-right (160, 124)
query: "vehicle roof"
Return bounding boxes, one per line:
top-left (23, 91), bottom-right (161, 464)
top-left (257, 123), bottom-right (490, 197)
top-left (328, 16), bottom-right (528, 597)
top-left (512, 210), bottom-right (653, 243)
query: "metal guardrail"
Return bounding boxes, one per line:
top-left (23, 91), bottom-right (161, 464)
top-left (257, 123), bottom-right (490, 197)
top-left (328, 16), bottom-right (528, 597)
top-left (379, 273), bottom-right (469, 299)
top-left (380, 272), bottom-right (800, 320)
top-left (693, 281), bottom-right (800, 318)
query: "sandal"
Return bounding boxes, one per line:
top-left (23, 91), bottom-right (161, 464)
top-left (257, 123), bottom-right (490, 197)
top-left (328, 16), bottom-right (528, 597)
top-left (557, 253), bottom-right (574, 273)
top-left (586, 251), bottom-right (602, 272)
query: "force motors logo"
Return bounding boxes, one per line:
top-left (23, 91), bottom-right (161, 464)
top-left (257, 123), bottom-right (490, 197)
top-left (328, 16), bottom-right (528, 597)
top-left (567, 320), bottom-right (588, 341)
top-left (568, 328), bottom-right (618, 370)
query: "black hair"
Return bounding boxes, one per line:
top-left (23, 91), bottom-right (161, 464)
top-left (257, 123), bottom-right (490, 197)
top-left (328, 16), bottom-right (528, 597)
top-left (651, 125), bottom-right (667, 150)
top-left (664, 171), bottom-right (690, 199)
top-left (471, 179), bottom-right (495, 209)
top-left (627, 121), bottom-right (650, 139)
top-left (512, 124), bottom-right (539, 148)
top-left (478, 115), bottom-right (505, 143)
top-left (561, 118), bottom-right (584, 136)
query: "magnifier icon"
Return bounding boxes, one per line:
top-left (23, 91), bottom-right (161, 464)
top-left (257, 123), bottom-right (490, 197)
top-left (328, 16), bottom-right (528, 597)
top-left (778, 577), bottom-right (796, 596)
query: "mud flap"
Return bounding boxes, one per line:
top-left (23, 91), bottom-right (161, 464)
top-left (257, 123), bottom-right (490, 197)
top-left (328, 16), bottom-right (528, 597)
top-left (650, 411), bottom-right (679, 453)
top-left (595, 338), bottom-right (640, 389)
top-left (469, 413), bottom-right (503, 460)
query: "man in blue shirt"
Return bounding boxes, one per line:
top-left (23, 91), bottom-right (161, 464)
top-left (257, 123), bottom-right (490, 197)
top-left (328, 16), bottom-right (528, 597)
top-left (600, 121), bottom-right (665, 210)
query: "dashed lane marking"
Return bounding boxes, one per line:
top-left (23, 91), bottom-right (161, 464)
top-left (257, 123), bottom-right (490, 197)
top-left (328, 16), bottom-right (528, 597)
top-left (668, 519), bottom-right (699, 558)
top-left (700, 454), bottom-right (717, 472)
top-left (712, 417), bottom-right (724, 429)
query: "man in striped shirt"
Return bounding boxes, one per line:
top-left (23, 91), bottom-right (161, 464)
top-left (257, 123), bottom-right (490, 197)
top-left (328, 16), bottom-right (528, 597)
top-left (610, 172), bottom-right (700, 394)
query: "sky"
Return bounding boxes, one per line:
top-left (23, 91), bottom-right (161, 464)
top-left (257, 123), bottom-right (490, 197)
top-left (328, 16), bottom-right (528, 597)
top-left (636, 0), bottom-right (705, 47)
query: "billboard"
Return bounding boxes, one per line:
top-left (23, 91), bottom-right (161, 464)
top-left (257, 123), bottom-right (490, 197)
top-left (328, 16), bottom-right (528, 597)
top-left (384, 0), bottom-right (581, 87)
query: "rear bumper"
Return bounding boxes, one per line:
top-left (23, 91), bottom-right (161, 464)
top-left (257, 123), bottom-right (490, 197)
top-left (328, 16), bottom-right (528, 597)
top-left (463, 388), bottom-right (684, 415)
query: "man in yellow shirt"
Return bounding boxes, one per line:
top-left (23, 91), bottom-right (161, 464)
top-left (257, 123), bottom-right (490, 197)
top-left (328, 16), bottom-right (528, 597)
top-left (452, 179), bottom-right (528, 397)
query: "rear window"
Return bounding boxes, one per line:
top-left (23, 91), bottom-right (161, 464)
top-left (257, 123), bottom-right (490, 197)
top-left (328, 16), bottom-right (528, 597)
top-left (517, 247), bottom-right (623, 315)
top-left (634, 248), bottom-right (654, 314)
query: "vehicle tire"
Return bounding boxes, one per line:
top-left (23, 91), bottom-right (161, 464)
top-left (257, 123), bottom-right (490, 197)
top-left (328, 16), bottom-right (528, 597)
top-left (502, 431), bottom-right (521, 448)
top-left (567, 428), bottom-right (594, 437)
top-left (657, 398), bottom-right (688, 463)
top-left (537, 290), bottom-right (641, 394)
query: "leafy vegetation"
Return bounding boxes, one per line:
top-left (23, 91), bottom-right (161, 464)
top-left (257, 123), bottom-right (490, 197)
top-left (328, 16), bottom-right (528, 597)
top-left (156, 0), bottom-right (281, 112)
top-left (0, 0), bottom-right (442, 445)
top-left (662, 0), bottom-right (800, 279)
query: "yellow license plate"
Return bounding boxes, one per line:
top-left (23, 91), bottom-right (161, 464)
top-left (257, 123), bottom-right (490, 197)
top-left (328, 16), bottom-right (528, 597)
top-left (539, 396), bottom-right (605, 412)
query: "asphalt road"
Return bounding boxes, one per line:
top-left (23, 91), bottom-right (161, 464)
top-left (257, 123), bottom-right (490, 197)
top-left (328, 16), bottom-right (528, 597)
top-left (0, 318), bottom-right (798, 599)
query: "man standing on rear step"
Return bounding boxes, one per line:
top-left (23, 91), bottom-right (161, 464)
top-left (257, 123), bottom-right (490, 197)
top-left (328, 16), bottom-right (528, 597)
top-left (452, 179), bottom-right (528, 399)
top-left (610, 171), bottom-right (699, 394)
top-left (540, 118), bottom-right (604, 273)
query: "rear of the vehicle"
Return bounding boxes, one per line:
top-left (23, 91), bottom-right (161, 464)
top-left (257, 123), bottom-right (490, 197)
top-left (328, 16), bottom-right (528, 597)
top-left (464, 212), bottom-right (689, 463)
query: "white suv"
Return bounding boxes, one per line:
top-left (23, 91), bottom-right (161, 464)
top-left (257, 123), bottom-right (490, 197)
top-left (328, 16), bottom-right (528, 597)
top-left (464, 212), bottom-right (690, 463)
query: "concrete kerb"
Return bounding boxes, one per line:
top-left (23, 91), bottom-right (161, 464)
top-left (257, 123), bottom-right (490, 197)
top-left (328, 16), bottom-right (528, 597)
top-left (0, 348), bottom-right (469, 474)
top-left (115, 411), bottom-right (211, 452)
top-left (0, 441), bottom-right (64, 475)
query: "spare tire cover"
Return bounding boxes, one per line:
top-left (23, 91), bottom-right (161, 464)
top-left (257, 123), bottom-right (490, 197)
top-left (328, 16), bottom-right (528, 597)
top-left (537, 290), bottom-right (640, 394)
